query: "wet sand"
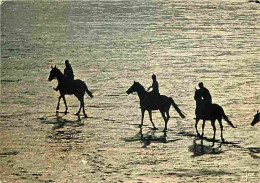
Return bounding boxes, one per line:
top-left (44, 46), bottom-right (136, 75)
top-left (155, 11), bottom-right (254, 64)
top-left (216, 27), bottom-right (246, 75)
top-left (1, 0), bottom-right (260, 182)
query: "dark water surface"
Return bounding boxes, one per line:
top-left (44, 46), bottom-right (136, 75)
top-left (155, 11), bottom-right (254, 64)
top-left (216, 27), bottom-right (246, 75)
top-left (1, 1), bottom-right (259, 182)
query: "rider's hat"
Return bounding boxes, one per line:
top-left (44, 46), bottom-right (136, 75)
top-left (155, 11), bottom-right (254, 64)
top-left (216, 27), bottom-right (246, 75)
top-left (152, 74), bottom-right (156, 80)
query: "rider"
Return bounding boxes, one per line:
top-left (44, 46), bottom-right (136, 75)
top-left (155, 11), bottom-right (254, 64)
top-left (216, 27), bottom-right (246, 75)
top-left (147, 74), bottom-right (160, 96)
top-left (64, 60), bottom-right (74, 81)
top-left (197, 82), bottom-right (212, 105)
top-left (54, 60), bottom-right (74, 91)
top-left (141, 74), bottom-right (160, 109)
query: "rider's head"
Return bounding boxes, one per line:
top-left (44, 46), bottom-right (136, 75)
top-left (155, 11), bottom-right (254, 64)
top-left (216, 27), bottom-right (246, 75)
top-left (65, 60), bottom-right (69, 66)
top-left (199, 82), bottom-right (204, 88)
top-left (152, 74), bottom-right (156, 80)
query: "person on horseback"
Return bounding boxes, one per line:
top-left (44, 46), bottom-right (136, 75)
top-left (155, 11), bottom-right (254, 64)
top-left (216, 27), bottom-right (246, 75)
top-left (147, 74), bottom-right (160, 97)
top-left (197, 82), bottom-right (212, 105)
top-left (54, 60), bottom-right (74, 91)
top-left (141, 74), bottom-right (160, 109)
top-left (64, 60), bottom-right (74, 81)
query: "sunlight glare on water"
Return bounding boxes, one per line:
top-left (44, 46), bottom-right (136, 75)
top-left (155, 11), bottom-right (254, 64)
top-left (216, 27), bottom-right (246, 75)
top-left (1, 0), bottom-right (259, 182)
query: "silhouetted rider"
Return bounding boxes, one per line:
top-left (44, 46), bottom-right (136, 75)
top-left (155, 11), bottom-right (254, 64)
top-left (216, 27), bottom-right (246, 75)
top-left (197, 82), bottom-right (212, 105)
top-left (147, 74), bottom-right (160, 96)
top-left (64, 60), bottom-right (74, 81)
top-left (141, 74), bottom-right (160, 109)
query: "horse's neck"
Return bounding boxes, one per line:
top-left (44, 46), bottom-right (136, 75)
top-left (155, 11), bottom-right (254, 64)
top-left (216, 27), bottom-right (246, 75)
top-left (136, 88), bottom-right (147, 101)
top-left (56, 72), bottom-right (66, 84)
top-left (195, 98), bottom-right (201, 105)
top-left (196, 99), bottom-right (205, 109)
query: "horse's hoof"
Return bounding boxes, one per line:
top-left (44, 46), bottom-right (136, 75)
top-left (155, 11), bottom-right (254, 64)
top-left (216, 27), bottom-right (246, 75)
top-left (83, 114), bottom-right (88, 118)
top-left (153, 127), bottom-right (158, 130)
top-left (163, 129), bottom-right (167, 132)
top-left (221, 138), bottom-right (225, 143)
top-left (64, 111), bottom-right (68, 115)
top-left (138, 124), bottom-right (143, 128)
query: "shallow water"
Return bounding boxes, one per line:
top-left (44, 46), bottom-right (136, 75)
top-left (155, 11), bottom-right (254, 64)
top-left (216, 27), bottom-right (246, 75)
top-left (1, 0), bottom-right (260, 182)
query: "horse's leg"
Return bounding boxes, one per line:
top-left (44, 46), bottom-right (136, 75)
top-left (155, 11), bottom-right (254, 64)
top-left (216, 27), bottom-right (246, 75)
top-left (211, 119), bottom-right (216, 147)
top-left (201, 120), bottom-right (206, 138)
top-left (148, 110), bottom-right (156, 129)
top-left (166, 108), bottom-right (170, 122)
top-left (56, 96), bottom-right (62, 111)
top-left (76, 105), bottom-right (82, 115)
top-left (195, 118), bottom-right (200, 137)
top-left (82, 96), bottom-right (88, 118)
top-left (218, 118), bottom-right (224, 143)
top-left (76, 95), bottom-right (83, 115)
top-left (62, 96), bottom-right (68, 114)
top-left (160, 110), bottom-right (168, 132)
top-left (140, 109), bottom-right (145, 128)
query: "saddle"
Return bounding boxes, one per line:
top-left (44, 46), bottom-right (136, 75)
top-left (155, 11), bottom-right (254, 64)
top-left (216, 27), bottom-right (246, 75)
top-left (142, 92), bottom-right (162, 109)
top-left (148, 92), bottom-right (161, 100)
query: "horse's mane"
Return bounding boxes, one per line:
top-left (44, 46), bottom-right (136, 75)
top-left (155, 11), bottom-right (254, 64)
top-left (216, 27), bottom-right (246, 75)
top-left (135, 82), bottom-right (146, 92)
top-left (54, 67), bottom-right (63, 76)
top-left (194, 90), bottom-right (201, 100)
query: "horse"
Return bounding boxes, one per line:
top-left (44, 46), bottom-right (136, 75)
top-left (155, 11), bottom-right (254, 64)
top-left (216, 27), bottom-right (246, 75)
top-left (48, 65), bottom-right (93, 117)
top-left (126, 81), bottom-right (185, 131)
top-left (194, 89), bottom-right (236, 146)
top-left (251, 111), bottom-right (259, 126)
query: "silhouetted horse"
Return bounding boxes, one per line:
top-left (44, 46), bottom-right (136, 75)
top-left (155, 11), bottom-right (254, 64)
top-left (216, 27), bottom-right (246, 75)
top-left (126, 81), bottom-right (185, 131)
top-left (194, 89), bottom-right (236, 146)
top-left (48, 65), bottom-right (93, 117)
top-left (251, 111), bottom-right (259, 126)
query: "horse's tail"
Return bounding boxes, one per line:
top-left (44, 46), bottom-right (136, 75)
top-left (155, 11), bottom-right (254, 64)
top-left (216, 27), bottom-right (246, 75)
top-left (170, 97), bottom-right (185, 118)
top-left (85, 85), bottom-right (93, 98)
top-left (221, 108), bottom-right (236, 128)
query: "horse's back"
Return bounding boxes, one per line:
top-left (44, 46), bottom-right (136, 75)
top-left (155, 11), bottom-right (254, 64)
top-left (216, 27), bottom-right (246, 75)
top-left (73, 79), bottom-right (87, 88)
top-left (196, 103), bottom-right (224, 120)
top-left (211, 103), bottom-right (224, 114)
top-left (144, 94), bottom-right (172, 110)
top-left (60, 79), bottom-right (87, 95)
top-left (74, 79), bottom-right (85, 84)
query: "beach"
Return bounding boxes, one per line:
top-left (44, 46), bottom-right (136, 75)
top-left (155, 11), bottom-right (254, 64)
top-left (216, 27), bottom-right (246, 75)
top-left (1, 1), bottom-right (259, 182)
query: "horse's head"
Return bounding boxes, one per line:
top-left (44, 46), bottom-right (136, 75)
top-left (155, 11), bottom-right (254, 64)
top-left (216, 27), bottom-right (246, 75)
top-left (48, 65), bottom-right (60, 81)
top-left (126, 81), bottom-right (143, 94)
top-left (251, 110), bottom-right (260, 126)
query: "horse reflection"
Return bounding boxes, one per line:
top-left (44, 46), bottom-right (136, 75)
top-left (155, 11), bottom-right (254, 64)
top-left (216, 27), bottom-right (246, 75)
top-left (189, 139), bottom-right (223, 157)
top-left (123, 127), bottom-right (182, 148)
top-left (46, 115), bottom-right (84, 145)
top-left (139, 128), bottom-right (168, 148)
top-left (51, 113), bottom-right (83, 130)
